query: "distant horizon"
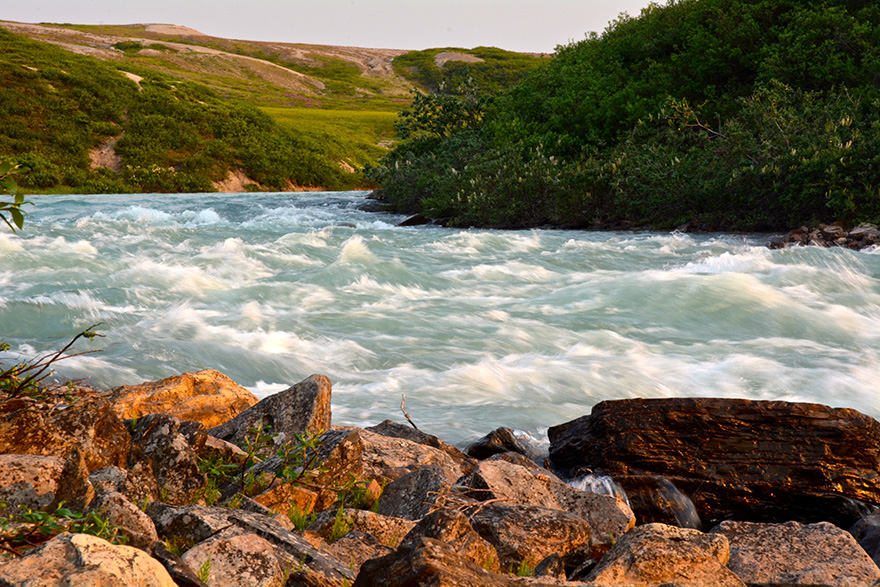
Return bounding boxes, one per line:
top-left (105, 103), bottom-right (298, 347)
top-left (1, 0), bottom-right (656, 54)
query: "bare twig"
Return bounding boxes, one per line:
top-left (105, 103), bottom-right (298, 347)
top-left (401, 394), bottom-right (418, 431)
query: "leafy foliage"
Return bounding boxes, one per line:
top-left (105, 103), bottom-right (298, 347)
top-left (370, 0), bottom-right (880, 230)
top-left (0, 503), bottom-right (128, 556)
top-left (0, 160), bottom-right (31, 231)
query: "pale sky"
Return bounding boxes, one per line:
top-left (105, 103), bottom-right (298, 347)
top-left (1, 0), bottom-right (656, 53)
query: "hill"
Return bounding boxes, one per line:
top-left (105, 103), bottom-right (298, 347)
top-left (0, 20), bottom-right (537, 194)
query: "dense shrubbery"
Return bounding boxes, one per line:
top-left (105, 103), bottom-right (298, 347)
top-left (370, 0), bottom-right (880, 230)
top-left (393, 47), bottom-right (545, 93)
top-left (0, 28), bottom-right (361, 193)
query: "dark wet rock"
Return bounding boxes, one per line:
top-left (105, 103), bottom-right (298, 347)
top-left (106, 369), bottom-right (258, 429)
top-left (471, 504), bottom-right (594, 573)
top-left (467, 427), bottom-right (543, 461)
top-left (397, 213), bottom-right (431, 227)
top-left (129, 413), bottom-right (205, 505)
top-left (712, 520), bottom-right (880, 587)
top-left (549, 397), bottom-right (880, 526)
top-left (613, 474), bottom-right (701, 528)
top-left (207, 374), bottom-right (331, 446)
top-left (88, 490), bottom-right (158, 550)
top-left (584, 523), bottom-right (745, 586)
top-left (400, 508), bottom-right (500, 572)
top-left (850, 511), bottom-right (880, 567)
top-left (352, 536), bottom-right (523, 587)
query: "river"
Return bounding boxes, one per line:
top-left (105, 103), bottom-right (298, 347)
top-left (1, 191), bottom-right (879, 446)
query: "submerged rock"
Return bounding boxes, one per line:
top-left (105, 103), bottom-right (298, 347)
top-left (549, 397), bottom-right (880, 526)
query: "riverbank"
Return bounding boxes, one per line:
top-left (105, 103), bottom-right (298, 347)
top-left (2, 370), bottom-right (880, 585)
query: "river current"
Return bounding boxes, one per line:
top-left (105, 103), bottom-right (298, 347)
top-left (2, 191), bottom-right (879, 446)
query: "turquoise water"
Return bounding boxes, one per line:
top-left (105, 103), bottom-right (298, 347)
top-left (2, 191), bottom-right (879, 445)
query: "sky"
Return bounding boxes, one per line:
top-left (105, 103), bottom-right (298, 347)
top-left (1, 0), bottom-right (656, 53)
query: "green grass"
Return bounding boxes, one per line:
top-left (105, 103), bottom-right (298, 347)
top-left (262, 107), bottom-right (399, 168)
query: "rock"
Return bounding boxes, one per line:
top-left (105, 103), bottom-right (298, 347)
top-left (0, 532), bottom-right (176, 586)
top-left (712, 520), bottom-right (880, 587)
top-left (228, 511), bottom-right (354, 585)
top-left (471, 504), bottom-right (594, 573)
top-left (366, 419), bottom-right (475, 476)
top-left (396, 214), bottom-right (431, 227)
top-left (150, 542), bottom-right (208, 587)
top-left (352, 536), bottom-right (522, 587)
top-left (613, 474), bottom-right (701, 528)
top-left (850, 511), bottom-right (880, 566)
top-left (533, 553), bottom-right (567, 581)
top-left (400, 508), bottom-right (500, 572)
top-left (147, 503), bottom-right (247, 544)
top-left (129, 413), bottom-right (206, 505)
top-left (0, 454), bottom-right (66, 511)
top-left (0, 397), bottom-right (130, 471)
top-left (325, 531), bottom-right (394, 576)
top-left (90, 466), bottom-right (128, 495)
top-left (377, 465), bottom-right (450, 520)
top-left (356, 427), bottom-right (473, 485)
top-left (549, 398), bottom-right (880, 526)
top-left (460, 458), bottom-right (635, 555)
top-left (308, 508), bottom-right (416, 548)
top-left (181, 527), bottom-right (287, 587)
top-left (89, 491), bottom-right (158, 550)
top-left (53, 447), bottom-right (95, 511)
top-left (584, 523), bottom-right (745, 586)
top-left (123, 460), bottom-right (161, 506)
top-left (467, 427), bottom-right (543, 461)
top-left (177, 420), bottom-right (207, 452)
top-left (198, 434), bottom-right (247, 465)
top-left (252, 481), bottom-right (318, 517)
top-left (207, 374), bottom-right (331, 445)
top-left (106, 369), bottom-right (258, 429)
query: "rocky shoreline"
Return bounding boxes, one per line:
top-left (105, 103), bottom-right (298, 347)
top-left (2, 370), bottom-right (880, 586)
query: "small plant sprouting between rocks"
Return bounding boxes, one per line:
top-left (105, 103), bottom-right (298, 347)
top-left (288, 504), bottom-right (317, 531)
top-left (0, 502), bottom-right (128, 557)
top-left (327, 505), bottom-right (353, 543)
top-left (197, 558), bottom-right (211, 583)
top-left (0, 324), bottom-right (103, 400)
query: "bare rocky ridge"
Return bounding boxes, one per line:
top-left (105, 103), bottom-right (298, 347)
top-left (2, 372), bottom-right (880, 585)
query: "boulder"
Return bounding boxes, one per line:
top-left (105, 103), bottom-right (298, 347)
top-left (377, 465), bottom-right (450, 520)
top-left (324, 531), bottom-right (394, 576)
top-left (207, 374), bottom-right (331, 445)
top-left (352, 536), bottom-right (523, 587)
top-left (712, 520), bottom-right (880, 587)
top-left (356, 427), bottom-right (472, 485)
top-left (105, 369), bottom-right (258, 429)
top-left (0, 454), bottom-right (66, 510)
top-left (129, 413), bottom-right (206, 505)
top-left (308, 508), bottom-right (416, 548)
top-left (89, 490), bottom-right (158, 550)
top-left (467, 427), bottom-right (544, 461)
top-left (53, 447), bottom-right (95, 511)
top-left (90, 466), bottom-right (128, 495)
top-left (400, 508), bottom-right (500, 572)
top-left (147, 503), bottom-right (255, 544)
top-left (181, 527), bottom-right (288, 587)
top-left (549, 398), bottom-right (880, 526)
top-left (613, 474), bottom-right (701, 528)
top-left (850, 511), bottom-right (880, 566)
top-left (0, 532), bottom-right (175, 586)
top-left (0, 397), bottom-right (130, 470)
top-left (366, 419), bottom-right (475, 475)
top-left (584, 523), bottom-right (745, 586)
top-left (460, 458), bottom-right (635, 554)
top-left (471, 504), bottom-right (594, 573)
top-left (150, 542), bottom-right (208, 587)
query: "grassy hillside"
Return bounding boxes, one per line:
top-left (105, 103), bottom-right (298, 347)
top-left (369, 0), bottom-right (880, 231)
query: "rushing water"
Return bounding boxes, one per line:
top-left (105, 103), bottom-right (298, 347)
top-left (2, 191), bottom-right (879, 446)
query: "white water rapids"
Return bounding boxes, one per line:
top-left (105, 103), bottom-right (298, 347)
top-left (1, 191), bottom-right (879, 446)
